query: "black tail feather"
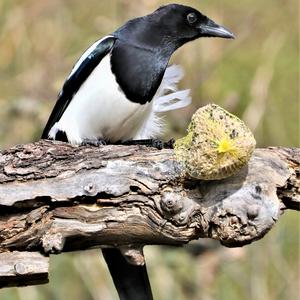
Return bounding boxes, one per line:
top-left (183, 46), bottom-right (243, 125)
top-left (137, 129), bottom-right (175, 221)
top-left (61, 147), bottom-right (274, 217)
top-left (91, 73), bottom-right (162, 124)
top-left (102, 248), bottom-right (153, 300)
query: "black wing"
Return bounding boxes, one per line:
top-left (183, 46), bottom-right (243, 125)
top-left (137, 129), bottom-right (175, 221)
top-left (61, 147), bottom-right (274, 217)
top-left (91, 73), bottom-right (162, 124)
top-left (41, 36), bottom-right (116, 139)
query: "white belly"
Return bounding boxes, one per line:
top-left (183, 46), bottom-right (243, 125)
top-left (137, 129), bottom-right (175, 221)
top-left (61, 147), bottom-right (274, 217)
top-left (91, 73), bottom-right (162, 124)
top-left (50, 55), bottom-right (152, 144)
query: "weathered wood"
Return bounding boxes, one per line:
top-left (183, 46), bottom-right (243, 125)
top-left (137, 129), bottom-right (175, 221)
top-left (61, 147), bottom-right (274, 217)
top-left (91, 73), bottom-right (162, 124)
top-left (0, 140), bottom-right (299, 287)
top-left (0, 251), bottom-right (49, 287)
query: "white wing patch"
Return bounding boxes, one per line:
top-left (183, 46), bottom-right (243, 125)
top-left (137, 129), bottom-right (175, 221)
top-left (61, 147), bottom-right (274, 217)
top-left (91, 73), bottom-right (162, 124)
top-left (68, 35), bottom-right (114, 79)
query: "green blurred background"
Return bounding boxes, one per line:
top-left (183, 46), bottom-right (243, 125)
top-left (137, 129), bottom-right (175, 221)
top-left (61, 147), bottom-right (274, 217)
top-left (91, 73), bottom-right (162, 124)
top-left (0, 0), bottom-right (298, 299)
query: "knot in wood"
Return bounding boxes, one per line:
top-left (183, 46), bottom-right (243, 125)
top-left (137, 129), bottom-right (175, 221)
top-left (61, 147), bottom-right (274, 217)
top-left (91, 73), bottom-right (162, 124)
top-left (41, 232), bottom-right (65, 254)
top-left (83, 183), bottom-right (95, 194)
top-left (120, 247), bottom-right (145, 266)
top-left (14, 263), bottom-right (27, 275)
top-left (173, 211), bottom-right (189, 225)
top-left (247, 205), bottom-right (260, 219)
top-left (161, 191), bottom-right (183, 216)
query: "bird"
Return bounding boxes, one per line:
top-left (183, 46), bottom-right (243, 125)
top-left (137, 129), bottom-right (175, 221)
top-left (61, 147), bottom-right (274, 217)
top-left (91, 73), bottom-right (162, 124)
top-left (42, 3), bottom-right (234, 300)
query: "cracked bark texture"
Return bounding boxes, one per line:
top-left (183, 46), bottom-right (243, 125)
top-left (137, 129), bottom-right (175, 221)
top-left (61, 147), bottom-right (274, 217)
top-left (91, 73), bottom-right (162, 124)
top-left (0, 140), bottom-right (299, 287)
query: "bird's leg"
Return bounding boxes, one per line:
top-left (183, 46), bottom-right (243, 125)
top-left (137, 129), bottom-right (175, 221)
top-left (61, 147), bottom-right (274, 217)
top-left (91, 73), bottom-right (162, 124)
top-left (121, 138), bottom-right (175, 149)
top-left (81, 138), bottom-right (107, 147)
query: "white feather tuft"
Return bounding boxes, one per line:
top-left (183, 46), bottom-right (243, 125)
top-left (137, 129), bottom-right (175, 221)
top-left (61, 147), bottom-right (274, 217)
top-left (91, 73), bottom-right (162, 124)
top-left (133, 103), bottom-right (165, 139)
top-left (134, 64), bottom-right (191, 139)
top-left (154, 64), bottom-right (191, 112)
top-left (159, 64), bottom-right (185, 91)
top-left (153, 89), bottom-right (191, 113)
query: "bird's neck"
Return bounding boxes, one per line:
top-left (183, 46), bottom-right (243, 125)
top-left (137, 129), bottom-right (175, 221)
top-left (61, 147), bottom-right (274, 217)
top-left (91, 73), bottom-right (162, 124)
top-left (113, 19), bottom-right (179, 55)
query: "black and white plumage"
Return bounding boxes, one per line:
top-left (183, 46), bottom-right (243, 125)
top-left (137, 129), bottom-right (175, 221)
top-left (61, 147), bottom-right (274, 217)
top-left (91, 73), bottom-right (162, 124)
top-left (42, 4), bottom-right (234, 145)
top-left (42, 4), bottom-right (234, 300)
top-left (43, 35), bottom-right (190, 144)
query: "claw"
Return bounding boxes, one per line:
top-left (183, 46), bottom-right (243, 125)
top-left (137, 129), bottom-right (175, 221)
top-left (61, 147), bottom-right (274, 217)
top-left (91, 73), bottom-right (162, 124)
top-left (82, 139), bottom-right (106, 147)
top-left (164, 138), bottom-right (175, 149)
top-left (151, 139), bottom-right (163, 150)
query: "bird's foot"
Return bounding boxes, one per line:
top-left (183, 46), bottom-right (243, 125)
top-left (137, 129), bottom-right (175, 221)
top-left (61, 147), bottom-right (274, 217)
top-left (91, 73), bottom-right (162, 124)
top-left (164, 138), bottom-right (175, 149)
top-left (121, 138), bottom-right (175, 150)
top-left (81, 138), bottom-right (107, 147)
top-left (122, 139), bottom-right (163, 149)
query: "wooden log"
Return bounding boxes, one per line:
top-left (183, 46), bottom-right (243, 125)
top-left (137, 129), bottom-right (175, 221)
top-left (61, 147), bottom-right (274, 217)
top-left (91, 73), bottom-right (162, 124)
top-left (0, 140), bottom-right (299, 287)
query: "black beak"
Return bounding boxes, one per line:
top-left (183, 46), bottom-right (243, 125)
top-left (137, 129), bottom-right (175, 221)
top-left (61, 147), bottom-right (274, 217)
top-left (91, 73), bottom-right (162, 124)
top-left (198, 18), bottom-right (235, 39)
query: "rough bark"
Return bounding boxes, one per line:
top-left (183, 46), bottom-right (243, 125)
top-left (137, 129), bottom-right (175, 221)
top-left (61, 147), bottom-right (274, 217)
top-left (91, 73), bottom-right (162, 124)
top-left (0, 252), bottom-right (49, 288)
top-left (0, 140), bottom-right (299, 287)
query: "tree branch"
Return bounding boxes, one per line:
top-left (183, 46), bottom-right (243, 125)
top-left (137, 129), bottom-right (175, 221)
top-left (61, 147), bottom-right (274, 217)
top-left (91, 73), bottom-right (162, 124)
top-left (0, 252), bottom-right (49, 288)
top-left (0, 140), bottom-right (299, 287)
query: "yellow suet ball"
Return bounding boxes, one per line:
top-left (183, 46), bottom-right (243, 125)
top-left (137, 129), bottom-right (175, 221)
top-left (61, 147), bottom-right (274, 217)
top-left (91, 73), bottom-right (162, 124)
top-left (174, 104), bottom-right (256, 180)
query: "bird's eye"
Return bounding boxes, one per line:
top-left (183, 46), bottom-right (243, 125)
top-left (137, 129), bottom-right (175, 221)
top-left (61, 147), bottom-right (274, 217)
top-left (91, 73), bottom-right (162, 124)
top-left (187, 12), bottom-right (198, 24)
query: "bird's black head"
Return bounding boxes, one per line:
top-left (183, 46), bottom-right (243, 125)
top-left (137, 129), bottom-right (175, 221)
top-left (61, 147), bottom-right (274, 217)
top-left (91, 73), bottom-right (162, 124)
top-left (114, 4), bottom-right (234, 51)
top-left (111, 4), bottom-right (234, 104)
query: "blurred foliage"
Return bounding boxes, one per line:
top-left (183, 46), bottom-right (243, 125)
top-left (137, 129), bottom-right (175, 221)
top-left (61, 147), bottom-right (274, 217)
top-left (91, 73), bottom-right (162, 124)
top-left (0, 0), bottom-right (298, 299)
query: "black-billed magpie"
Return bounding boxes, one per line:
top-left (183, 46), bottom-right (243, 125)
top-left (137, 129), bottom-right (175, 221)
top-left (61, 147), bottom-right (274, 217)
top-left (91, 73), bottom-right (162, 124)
top-left (42, 3), bottom-right (234, 299)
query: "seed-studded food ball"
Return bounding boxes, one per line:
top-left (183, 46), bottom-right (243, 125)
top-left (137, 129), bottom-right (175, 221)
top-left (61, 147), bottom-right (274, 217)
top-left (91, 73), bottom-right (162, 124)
top-left (174, 104), bottom-right (256, 180)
